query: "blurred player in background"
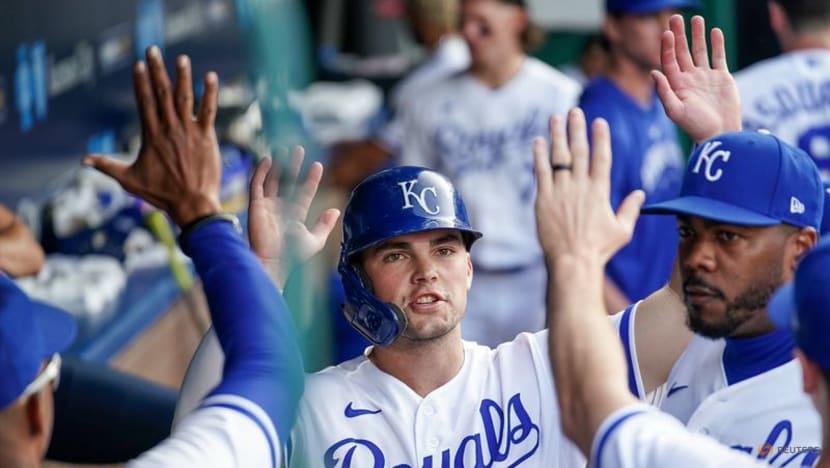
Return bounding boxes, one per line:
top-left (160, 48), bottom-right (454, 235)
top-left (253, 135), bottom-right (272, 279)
top-left (394, 0), bottom-right (579, 346)
top-left (580, 0), bottom-right (698, 313)
top-left (736, 0), bottom-right (830, 181)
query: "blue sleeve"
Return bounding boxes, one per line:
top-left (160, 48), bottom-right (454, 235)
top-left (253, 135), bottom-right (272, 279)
top-left (580, 93), bottom-right (633, 210)
top-left (181, 220), bottom-right (304, 444)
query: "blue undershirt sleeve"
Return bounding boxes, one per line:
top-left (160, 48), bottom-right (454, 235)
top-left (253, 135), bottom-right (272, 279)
top-left (181, 220), bottom-right (305, 444)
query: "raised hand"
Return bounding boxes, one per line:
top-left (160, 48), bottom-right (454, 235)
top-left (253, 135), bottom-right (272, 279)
top-left (247, 146), bottom-right (340, 289)
top-left (652, 15), bottom-right (741, 143)
top-left (83, 46), bottom-right (222, 226)
top-left (534, 108), bottom-right (643, 264)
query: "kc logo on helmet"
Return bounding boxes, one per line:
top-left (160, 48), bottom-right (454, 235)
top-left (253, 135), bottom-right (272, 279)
top-left (399, 179), bottom-right (440, 215)
top-left (692, 141), bottom-right (731, 182)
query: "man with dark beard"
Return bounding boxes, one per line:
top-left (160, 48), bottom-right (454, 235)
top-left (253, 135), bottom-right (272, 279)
top-left (612, 14), bottom-right (826, 463)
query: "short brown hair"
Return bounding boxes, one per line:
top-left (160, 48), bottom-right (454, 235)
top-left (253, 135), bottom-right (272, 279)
top-left (772, 0), bottom-right (830, 34)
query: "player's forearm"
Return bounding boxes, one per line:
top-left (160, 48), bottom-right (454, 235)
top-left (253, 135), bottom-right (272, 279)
top-left (0, 210), bottom-right (45, 277)
top-left (548, 256), bottom-right (637, 455)
top-left (182, 219), bottom-right (304, 442)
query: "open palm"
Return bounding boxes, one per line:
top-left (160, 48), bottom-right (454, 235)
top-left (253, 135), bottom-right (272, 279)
top-left (652, 15), bottom-right (742, 143)
top-left (247, 146), bottom-right (340, 289)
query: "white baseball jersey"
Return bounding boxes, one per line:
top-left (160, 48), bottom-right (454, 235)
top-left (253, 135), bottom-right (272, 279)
top-left (173, 328), bottom-right (584, 467)
top-left (615, 304), bottom-right (822, 466)
top-left (288, 330), bottom-right (584, 467)
top-left (735, 50), bottom-right (830, 181)
top-left (394, 57), bottom-right (579, 270)
top-left (129, 394), bottom-right (280, 468)
top-left (593, 404), bottom-right (773, 468)
top-left (392, 57), bottom-right (580, 346)
top-left (379, 35), bottom-right (471, 153)
top-left (389, 35), bottom-right (471, 114)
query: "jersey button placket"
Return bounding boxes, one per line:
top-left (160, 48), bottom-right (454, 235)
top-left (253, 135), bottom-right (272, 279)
top-left (415, 401), bottom-right (440, 456)
top-left (427, 437), bottom-right (440, 449)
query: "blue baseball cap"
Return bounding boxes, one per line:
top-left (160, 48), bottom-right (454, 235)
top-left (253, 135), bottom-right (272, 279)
top-left (822, 182), bottom-right (830, 235)
top-left (769, 237), bottom-right (830, 371)
top-left (606, 0), bottom-right (700, 14)
top-left (641, 131), bottom-right (825, 230)
top-left (0, 275), bottom-right (76, 410)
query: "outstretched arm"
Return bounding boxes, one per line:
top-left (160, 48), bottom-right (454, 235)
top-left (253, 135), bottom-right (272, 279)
top-left (652, 15), bottom-right (742, 143)
top-left (85, 46), bottom-right (306, 466)
top-left (534, 108), bottom-right (644, 453)
top-left (247, 146), bottom-right (339, 290)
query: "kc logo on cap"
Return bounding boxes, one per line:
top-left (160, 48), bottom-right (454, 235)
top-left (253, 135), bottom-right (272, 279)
top-left (691, 141), bottom-right (731, 182)
top-left (641, 131), bottom-right (825, 230)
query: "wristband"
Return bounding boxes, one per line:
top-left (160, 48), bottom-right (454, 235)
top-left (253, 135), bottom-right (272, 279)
top-left (177, 212), bottom-right (242, 251)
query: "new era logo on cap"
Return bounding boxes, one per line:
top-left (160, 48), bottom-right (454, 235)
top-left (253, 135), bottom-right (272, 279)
top-left (791, 197), bottom-right (805, 214)
top-left (642, 131), bottom-right (824, 230)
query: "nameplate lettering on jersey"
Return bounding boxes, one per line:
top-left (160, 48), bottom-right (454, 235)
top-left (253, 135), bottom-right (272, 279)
top-left (730, 419), bottom-right (820, 466)
top-left (692, 141), bottom-right (731, 182)
top-left (399, 180), bottom-right (440, 215)
top-left (752, 79), bottom-right (830, 122)
top-left (323, 393), bottom-right (539, 467)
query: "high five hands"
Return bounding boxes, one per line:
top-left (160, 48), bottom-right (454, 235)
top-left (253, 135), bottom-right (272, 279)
top-left (247, 147), bottom-right (340, 289)
top-left (534, 109), bottom-right (644, 265)
top-left (84, 46), bottom-right (222, 227)
top-left (83, 46), bottom-right (339, 282)
top-left (653, 14), bottom-right (742, 143)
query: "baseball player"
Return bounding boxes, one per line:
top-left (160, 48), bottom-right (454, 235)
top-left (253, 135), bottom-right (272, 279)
top-left (735, 0), bottom-right (830, 181)
top-left (177, 164), bottom-right (586, 466)
top-left (394, 0), bottom-right (580, 346)
top-left (611, 14), bottom-right (824, 463)
top-left (579, 0), bottom-right (697, 313)
top-left (534, 106), bottom-right (804, 468)
top-left (80, 46), bottom-right (321, 467)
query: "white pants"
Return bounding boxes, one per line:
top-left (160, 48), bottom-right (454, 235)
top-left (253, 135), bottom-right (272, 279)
top-left (461, 261), bottom-right (547, 348)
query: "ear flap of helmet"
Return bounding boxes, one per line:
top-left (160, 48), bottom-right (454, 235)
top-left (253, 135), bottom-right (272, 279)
top-left (338, 252), bottom-right (408, 346)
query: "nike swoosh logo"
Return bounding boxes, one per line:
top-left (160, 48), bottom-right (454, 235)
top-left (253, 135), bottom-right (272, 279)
top-left (667, 384), bottom-right (689, 397)
top-left (344, 402), bottom-right (382, 418)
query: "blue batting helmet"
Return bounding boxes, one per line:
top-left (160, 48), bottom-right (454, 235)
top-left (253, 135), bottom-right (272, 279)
top-left (338, 166), bottom-right (482, 346)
